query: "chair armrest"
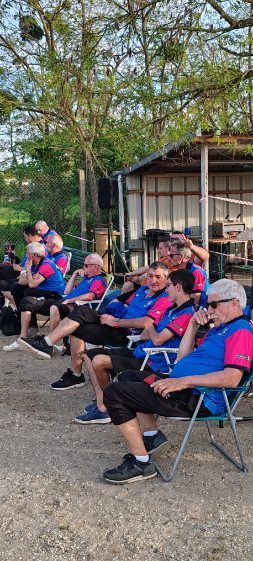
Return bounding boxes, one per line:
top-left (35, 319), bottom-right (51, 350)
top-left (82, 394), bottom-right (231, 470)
top-left (127, 334), bottom-right (141, 343)
top-left (196, 385), bottom-right (249, 393)
top-left (143, 347), bottom-right (179, 354)
top-left (75, 300), bottom-right (99, 306)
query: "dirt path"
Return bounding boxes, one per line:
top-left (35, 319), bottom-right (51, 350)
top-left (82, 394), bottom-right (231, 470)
top-left (0, 333), bottom-right (253, 561)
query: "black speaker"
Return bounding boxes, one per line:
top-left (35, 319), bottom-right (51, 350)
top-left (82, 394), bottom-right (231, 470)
top-left (98, 177), bottom-right (118, 209)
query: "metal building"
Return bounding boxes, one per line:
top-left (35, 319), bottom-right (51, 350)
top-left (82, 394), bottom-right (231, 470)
top-left (121, 134), bottom-right (253, 270)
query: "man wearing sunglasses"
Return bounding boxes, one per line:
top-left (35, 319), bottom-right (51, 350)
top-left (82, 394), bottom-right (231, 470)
top-left (73, 269), bottom-right (195, 425)
top-left (101, 279), bottom-right (253, 484)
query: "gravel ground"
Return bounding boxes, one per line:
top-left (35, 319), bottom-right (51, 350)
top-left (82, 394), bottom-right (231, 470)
top-left (0, 331), bottom-right (253, 561)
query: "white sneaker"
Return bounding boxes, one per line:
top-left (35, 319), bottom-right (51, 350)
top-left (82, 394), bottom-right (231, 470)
top-left (3, 340), bottom-right (20, 351)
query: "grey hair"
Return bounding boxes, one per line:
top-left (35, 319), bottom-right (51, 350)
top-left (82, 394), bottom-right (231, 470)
top-left (47, 234), bottom-right (63, 249)
top-left (27, 242), bottom-right (46, 257)
top-left (149, 261), bottom-right (170, 278)
top-left (170, 241), bottom-right (191, 260)
top-left (85, 253), bottom-right (103, 268)
top-left (207, 279), bottom-right (247, 310)
top-left (35, 220), bottom-right (48, 229)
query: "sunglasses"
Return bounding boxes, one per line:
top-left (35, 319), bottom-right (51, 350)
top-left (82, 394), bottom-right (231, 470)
top-left (207, 298), bottom-right (234, 309)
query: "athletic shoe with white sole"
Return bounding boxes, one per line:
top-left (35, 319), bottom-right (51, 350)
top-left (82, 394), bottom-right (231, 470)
top-left (3, 340), bottom-right (20, 351)
top-left (103, 454), bottom-right (157, 484)
top-left (51, 369), bottom-right (85, 391)
top-left (74, 405), bottom-right (111, 424)
top-left (143, 430), bottom-right (168, 454)
top-left (18, 336), bottom-right (53, 359)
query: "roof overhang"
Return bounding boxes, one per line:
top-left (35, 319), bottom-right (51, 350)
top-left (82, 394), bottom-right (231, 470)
top-left (121, 134), bottom-right (253, 175)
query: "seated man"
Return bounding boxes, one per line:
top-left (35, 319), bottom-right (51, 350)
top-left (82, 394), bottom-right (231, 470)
top-left (168, 241), bottom-right (209, 306)
top-left (35, 220), bottom-right (57, 243)
top-left (74, 269), bottom-right (195, 424)
top-left (15, 253), bottom-right (107, 346)
top-left (121, 232), bottom-right (209, 294)
top-left (0, 224), bottom-right (44, 286)
top-left (101, 279), bottom-right (253, 484)
top-left (46, 234), bottom-right (68, 276)
top-left (19, 263), bottom-right (172, 389)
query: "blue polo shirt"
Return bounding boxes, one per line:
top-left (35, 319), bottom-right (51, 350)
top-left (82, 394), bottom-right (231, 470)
top-left (106, 285), bottom-right (170, 324)
top-left (133, 300), bottom-right (195, 371)
top-left (34, 257), bottom-right (65, 294)
top-left (64, 275), bottom-right (107, 300)
top-left (47, 251), bottom-right (68, 276)
top-left (171, 316), bottom-right (253, 414)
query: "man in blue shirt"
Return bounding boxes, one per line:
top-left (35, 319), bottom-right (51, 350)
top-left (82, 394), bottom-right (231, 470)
top-left (19, 263), bottom-right (172, 392)
top-left (101, 279), bottom-right (253, 484)
top-left (35, 220), bottom-right (57, 243)
top-left (74, 269), bottom-right (195, 424)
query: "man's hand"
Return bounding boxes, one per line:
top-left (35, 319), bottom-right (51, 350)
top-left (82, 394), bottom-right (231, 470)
top-left (151, 377), bottom-right (189, 397)
top-left (190, 308), bottom-right (210, 328)
top-left (100, 314), bottom-right (117, 327)
top-left (75, 268), bottom-right (85, 277)
top-left (13, 264), bottom-right (21, 272)
top-left (26, 258), bottom-right (33, 270)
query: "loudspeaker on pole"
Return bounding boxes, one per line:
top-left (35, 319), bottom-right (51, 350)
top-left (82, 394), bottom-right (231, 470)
top-left (98, 177), bottom-right (118, 209)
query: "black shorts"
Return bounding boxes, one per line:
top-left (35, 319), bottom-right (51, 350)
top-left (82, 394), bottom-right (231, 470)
top-left (68, 305), bottom-right (129, 346)
top-left (18, 298), bottom-right (71, 319)
top-left (103, 370), bottom-right (212, 425)
top-left (86, 347), bottom-right (153, 379)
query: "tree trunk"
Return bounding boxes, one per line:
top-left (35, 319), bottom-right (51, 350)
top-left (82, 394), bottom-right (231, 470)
top-left (79, 169), bottom-right (87, 250)
top-left (86, 151), bottom-right (101, 226)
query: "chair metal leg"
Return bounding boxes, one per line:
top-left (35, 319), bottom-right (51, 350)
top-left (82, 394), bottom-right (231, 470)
top-left (153, 394), bottom-right (205, 482)
top-left (205, 391), bottom-right (248, 473)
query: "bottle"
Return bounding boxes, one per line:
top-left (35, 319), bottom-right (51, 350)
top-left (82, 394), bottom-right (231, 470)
top-left (3, 252), bottom-right (10, 263)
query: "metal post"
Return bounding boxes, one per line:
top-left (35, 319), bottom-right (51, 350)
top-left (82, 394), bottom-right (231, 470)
top-left (201, 144), bottom-right (209, 277)
top-left (117, 173), bottom-right (126, 262)
top-left (79, 169), bottom-right (87, 251)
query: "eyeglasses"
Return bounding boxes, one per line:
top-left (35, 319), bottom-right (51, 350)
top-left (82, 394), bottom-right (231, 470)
top-left (207, 298), bottom-right (234, 309)
top-left (84, 263), bottom-right (96, 268)
top-left (169, 253), bottom-right (182, 257)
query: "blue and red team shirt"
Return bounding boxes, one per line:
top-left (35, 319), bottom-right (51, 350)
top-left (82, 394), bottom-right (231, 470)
top-left (42, 229), bottom-right (57, 243)
top-left (34, 257), bottom-right (66, 294)
top-left (47, 251), bottom-right (68, 276)
top-left (134, 300), bottom-right (195, 371)
top-left (64, 275), bottom-right (107, 300)
top-left (171, 316), bottom-right (253, 414)
top-left (107, 285), bottom-right (171, 325)
top-left (187, 261), bottom-right (210, 307)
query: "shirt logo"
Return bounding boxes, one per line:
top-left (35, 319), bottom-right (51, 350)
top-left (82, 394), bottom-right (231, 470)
top-left (236, 354), bottom-right (250, 361)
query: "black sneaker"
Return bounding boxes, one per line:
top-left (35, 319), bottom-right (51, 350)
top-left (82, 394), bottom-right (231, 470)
top-left (143, 430), bottom-right (169, 454)
top-left (18, 336), bottom-right (53, 359)
top-left (103, 453), bottom-right (157, 484)
top-left (51, 368), bottom-right (85, 391)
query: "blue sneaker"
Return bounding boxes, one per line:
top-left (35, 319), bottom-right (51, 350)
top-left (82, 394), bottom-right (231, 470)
top-left (74, 405), bottom-right (111, 425)
top-left (83, 401), bottom-right (97, 414)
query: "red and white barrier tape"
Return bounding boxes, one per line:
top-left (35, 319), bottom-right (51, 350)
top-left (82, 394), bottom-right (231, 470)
top-left (200, 195), bottom-right (253, 206)
top-left (210, 250), bottom-right (253, 264)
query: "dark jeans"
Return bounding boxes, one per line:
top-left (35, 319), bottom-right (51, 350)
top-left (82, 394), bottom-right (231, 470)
top-left (103, 370), bottom-right (211, 425)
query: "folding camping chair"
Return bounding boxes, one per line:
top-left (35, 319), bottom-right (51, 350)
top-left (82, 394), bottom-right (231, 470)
top-left (153, 366), bottom-right (253, 482)
top-left (75, 273), bottom-right (114, 312)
